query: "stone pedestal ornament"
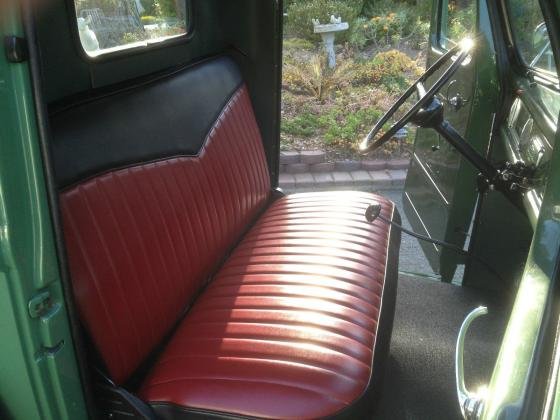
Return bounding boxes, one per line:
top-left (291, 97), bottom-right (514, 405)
top-left (312, 16), bottom-right (349, 68)
top-left (77, 17), bottom-right (100, 53)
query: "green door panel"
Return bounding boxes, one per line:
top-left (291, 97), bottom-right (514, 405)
top-left (404, 0), bottom-right (500, 281)
top-left (403, 151), bottom-right (448, 270)
top-left (0, 2), bottom-right (87, 419)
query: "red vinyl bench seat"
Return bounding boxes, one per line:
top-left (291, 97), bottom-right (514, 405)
top-left (51, 56), bottom-right (400, 419)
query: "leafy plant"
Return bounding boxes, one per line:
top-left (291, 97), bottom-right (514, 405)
top-left (320, 107), bottom-right (382, 146)
top-left (121, 31), bottom-right (145, 44)
top-left (283, 112), bottom-right (322, 137)
top-left (362, 0), bottom-right (432, 22)
top-left (354, 0), bottom-right (430, 48)
top-left (446, 1), bottom-right (476, 41)
top-left (283, 38), bottom-right (316, 52)
top-left (350, 13), bottom-right (404, 48)
top-left (352, 50), bottom-right (423, 92)
top-left (283, 54), bottom-right (355, 100)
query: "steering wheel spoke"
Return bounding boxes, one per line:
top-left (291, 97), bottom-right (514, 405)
top-left (416, 82), bottom-right (427, 100)
top-left (360, 41), bottom-right (473, 153)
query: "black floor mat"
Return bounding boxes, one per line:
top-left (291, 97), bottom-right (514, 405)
top-left (374, 274), bottom-right (511, 420)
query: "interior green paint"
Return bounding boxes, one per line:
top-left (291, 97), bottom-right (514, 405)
top-left (2, 0), bottom-right (560, 417)
top-left (501, 78), bottom-right (559, 228)
top-left (482, 120), bottom-right (560, 418)
top-left (403, 0), bottom-right (462, 276)
top-left (0, 3), bottom-right (87, 419)
top-left (463, 0), bottom-right (560, 290)
top-left (552, 389), bottom-right (560, 419)
top-left (404, 0), bottom-right (501, 282)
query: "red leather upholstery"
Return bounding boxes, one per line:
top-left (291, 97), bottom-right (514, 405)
top-left (139, 191), bottom-right (397, 419)
top-left (60, 86), bottom-right (270, 384)
top-left (57, 57), bottom-right (401, 418)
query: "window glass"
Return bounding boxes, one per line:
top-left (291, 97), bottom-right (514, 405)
top-left (75, 0), bottom-right (188, 57)
top-left (507, 0), bottom-right (557, 75)
top-left (440, 0), bottom-right (476, 49)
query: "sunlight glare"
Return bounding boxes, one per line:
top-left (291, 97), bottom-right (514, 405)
top-left (460, 37), bottom-right (474, 51)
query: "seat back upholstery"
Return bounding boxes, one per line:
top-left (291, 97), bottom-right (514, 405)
top-left (51, 57), bottom-right (271, 384)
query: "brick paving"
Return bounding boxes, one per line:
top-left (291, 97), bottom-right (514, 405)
top-left (277, 150), bottom-right (410, 193)
top-left (280, 150), bottom-right (411, 174)
top-left (279, 169), bottom-right (407, 193)
top-left (300, 150), bottom-right (326, 164)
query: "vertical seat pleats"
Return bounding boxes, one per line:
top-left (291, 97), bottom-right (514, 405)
top-left (60, 86), bottom-right (271, 384)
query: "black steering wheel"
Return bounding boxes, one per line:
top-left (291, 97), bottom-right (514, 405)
top-left (359, 40), bottom-right (473, 153)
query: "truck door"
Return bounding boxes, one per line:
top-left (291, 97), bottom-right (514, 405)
top-left (403, 0), bottom-right (490, 281)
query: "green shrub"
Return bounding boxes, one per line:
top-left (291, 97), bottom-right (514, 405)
top-left (352, 50), bottom-right (422, 92)
top-left (121, 31), bottom-right (145, 44)
top-left (158, 0), bottom-right (177, 17)
top-left (281, 103), bottom-right (383, 150)
top-left (414, 0), bottom-right (433, 23)
top-left (140, 0), bottom-right (184, 19)
top-left (349, 14), bottom-right (404, 48)
top-left (140, 0), bottom-right (158, 17)
top-left (349, 10), bottom-right (426, 48)
top-left (355, 0), bottom-right (430, 48)
top-left (283, 0), bottom-right (297, 13)
top-left (362, 0), bottom-right (431, 22)
top-left (447, 2), bottom-right (476, 40)
top-left (285, 0), bottom-right (363, 41)
top-left (320, 107), bottom-right (382, 146)
top-left (283, 111), bottom-right (322, 137)
top-left (283, 37), bottom-right (316, 51)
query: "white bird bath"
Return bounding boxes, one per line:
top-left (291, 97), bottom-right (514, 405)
top-left (313, 16), bottom-right (349, 68)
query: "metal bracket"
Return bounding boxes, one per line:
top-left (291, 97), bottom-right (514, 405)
top-left (4, 36), bottom-right (28, 63)
top-left (35, 341), bottom-right (65, 362)
top-left (495, 161), bottom-right (540, 193)
top-left (28, 290), bottom-right (52, 318)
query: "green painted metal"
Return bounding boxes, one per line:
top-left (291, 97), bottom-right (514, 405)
top-left (481, 107), bottom-right (560, 419)
top-left (500, 78), bottom-right (559, 227)
top-left (552, 384), bottom-right (560, 419)
top-left (403, 0), bottom-right (500, 282)
top-left (0, 0), bottom-right (558, 418)
top-left (0, 2), bottom-right (87, 419)
top-left (462, 0), bottom-right (559, 290)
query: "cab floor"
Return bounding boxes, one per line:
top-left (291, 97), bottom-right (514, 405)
top-left (374, 273), bottom-right (511, 419)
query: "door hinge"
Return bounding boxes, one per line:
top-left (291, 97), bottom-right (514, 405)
top-left (4, 36), bottom-right (28, 63)
top-left (35, 340), bottom-right (65, 361)
top-left (28, 290), bottom-right (53, 318)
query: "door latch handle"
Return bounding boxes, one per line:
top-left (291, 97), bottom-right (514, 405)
top-left (449, 94), bottom-right (468, 111)
top-left (445, 80), bottom-right (470, 111)
top-left (456, 306), bottom-right (488, 420)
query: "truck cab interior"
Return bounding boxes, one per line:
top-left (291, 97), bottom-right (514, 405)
top-left (1, 0), bottom-right (560, 419)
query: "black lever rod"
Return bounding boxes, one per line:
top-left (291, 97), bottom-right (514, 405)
top-left (435, 120), bottom-right (498, 181)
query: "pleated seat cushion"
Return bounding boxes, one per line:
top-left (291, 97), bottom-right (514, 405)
top-left (139, 191), bottom-right (401, 419)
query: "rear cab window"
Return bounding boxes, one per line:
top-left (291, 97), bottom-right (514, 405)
top-left (74, 0), bottom-right (188, 57)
